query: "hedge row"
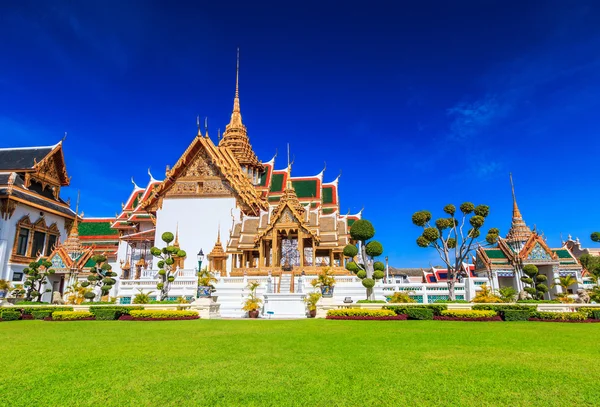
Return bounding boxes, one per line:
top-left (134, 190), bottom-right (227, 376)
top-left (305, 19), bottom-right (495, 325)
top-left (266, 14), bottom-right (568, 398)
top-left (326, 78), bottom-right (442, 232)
top-left (52, 311), bottom-right (95, 321)
top-left (384, 304), bottom-right (447, 316)
top-left (441, 310), bottom-right (497, 319)
top-left (327, 309), bottom-right (396, 318)
top-left (128, 310), bottom-right (198, 320)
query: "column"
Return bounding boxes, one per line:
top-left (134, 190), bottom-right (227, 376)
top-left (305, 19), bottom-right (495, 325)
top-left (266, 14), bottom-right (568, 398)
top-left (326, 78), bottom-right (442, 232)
top-left (298, 230), bottom-right (304, 267)
top-left (258, 241), bottom-right (264, 268)
top-left (329, 250), bottom-right (334, 268)
top-left (272, 231), bottom-right (278, 267)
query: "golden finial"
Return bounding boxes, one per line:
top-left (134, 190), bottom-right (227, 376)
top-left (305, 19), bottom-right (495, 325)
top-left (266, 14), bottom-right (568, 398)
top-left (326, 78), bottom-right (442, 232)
top-left (204, 117), bottom-right (209, 138)
top-left (62, 132), bottom-right (67, 142)
top-left (235, 47), bottom-right (240, 99)
top-left (197, 115), bottom-right (202, 137)
top-left (217, 128), bottom-right (221, 141)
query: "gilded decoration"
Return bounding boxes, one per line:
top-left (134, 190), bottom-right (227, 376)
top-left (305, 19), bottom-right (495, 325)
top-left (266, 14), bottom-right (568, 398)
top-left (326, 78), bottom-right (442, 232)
top-left (0, 198), bottom-right (17, 220)
top-left (527, 242), bottom-right (553, 260)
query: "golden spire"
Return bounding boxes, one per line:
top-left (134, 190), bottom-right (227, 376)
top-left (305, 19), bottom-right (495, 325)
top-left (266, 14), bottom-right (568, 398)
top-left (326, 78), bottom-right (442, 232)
top-left (63, 191), bottom-right (84, 255)
top-left (197, 115), bottom-right (203, 137)
top-left (174, 222), bottom-right (180, 248)
top-left (219, 48), bottom-right (261, 170)
top-left (506, 173), bottom-right (532, 243)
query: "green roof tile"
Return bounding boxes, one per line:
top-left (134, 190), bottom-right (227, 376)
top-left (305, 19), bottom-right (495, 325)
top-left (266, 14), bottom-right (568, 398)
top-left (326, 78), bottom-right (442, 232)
top-left (554, 249), bottom-right (573, 259)
top-left (292, 180), bottom-right (318, 198)
top-left (322, 186), bottom-right (333, 204)
top-left (322, 208), bottom-right (334, 214)
top-left (79, 221), bottom-right (119, 237)
top-left (485, 248), bottom-right (508, 259)
top-left (270, 173), bottom-right (284, 192)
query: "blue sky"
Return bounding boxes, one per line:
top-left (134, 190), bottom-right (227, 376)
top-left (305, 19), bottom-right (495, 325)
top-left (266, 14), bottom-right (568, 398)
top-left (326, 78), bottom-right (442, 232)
top-left (1, 0), bottom-right (599, 266)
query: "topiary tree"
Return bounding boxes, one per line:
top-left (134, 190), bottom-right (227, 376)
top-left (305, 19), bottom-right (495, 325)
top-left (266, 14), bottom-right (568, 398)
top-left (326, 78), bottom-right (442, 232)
top-left (343, 219), bottom-right (384, 301)
top-left (592, 232), bottom-right (600, 244)
top-left (79, 255), bottom-right (118, 302)
top-left (150, 231), bottom-right (187, 301)
top-left (521, 264), bottom-right (548, 300)
top-left (23, 259), bottom-right (55, 302)
top-left (412, 203), bottom-right (498, 300)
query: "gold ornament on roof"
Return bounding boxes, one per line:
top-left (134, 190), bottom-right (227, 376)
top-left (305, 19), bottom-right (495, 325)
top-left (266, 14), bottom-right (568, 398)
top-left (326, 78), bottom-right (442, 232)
top-left (505, 174), bottom-right (532, 243)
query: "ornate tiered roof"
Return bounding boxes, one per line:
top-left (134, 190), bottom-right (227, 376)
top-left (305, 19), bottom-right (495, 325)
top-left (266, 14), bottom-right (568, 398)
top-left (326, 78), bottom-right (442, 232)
top-left (505, 174), bottom-right (532, 243)
top-left (218, 49), bottom-right (262, 171)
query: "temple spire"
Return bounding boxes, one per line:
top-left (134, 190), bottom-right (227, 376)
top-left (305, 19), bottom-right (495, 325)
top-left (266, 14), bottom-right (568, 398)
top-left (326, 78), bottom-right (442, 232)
top-left (506, 173), bottom-right (532, 245)
top-left (230, 47), bottom-right (242, 124)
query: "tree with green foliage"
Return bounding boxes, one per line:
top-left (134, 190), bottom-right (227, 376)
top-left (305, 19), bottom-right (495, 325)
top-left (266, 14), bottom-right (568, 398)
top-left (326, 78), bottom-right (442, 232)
top-left (591, 232), bottom-right (600, 244)
top-left (343, 219), bottom-right (384, 301)
top-left (150, 232), bottom-right (187, 301)
top-left (521, 264), bottom-right (548, 300)
top-left (580, 253), bottom-right (600, 284)
top-left (411, 203), bottom-right (498, 300)
top-left (79, 255), bottom-right (118, 302)
top-left (23, 259), bottom-right (55, 302)
top-left (498, 286), bottom-right (517, 303)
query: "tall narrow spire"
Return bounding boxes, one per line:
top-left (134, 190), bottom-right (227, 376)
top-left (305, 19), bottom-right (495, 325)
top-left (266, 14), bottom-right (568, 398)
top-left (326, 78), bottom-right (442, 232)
top-left (63, 191), bottom-right (83, 256)
top-left (219, 48), bottom-right (261, 171)
top-left (506, 173), bottom-right (532, 245)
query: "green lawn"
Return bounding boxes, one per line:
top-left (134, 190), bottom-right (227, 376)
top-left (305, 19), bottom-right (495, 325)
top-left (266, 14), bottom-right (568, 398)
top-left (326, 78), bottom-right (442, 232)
top-left (1, 320), bottom-right (598, 407)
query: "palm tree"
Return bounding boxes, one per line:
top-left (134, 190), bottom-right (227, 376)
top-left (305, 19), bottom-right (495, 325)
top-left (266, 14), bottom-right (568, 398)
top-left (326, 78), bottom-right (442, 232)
top-left (552, 275), bottom-right (578, 303)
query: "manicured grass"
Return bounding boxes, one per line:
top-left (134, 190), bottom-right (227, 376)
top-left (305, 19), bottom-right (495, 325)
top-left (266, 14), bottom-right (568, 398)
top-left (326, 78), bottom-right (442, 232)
top-left (1, 320), bottom-right (599, 406)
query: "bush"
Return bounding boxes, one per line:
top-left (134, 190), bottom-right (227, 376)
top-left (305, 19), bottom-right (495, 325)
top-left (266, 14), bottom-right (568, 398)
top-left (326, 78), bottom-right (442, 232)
top-left (593, 310), bottom-right (600, 320)
top-left (326, 309), bottom-right (396, 318)
top-left (356, 300), bottom-right (386, 304)
top-left (94, 309), bottom-right (122, 320)
top-left (89, 306), bottom-right (144, 316)
top-left (516, 300), bottom-right (560, 304)
top-left (503, 310), bottom-right (530, 321)
top-left (1, 311), bottom-right (20, 321)
top-left (472, 304), bottom-right (535, 315)
top-left (577, 307), bottom-right (600, 319)
top-left (32, 310), bottom-right (53, 320)
top-left (406, 308), bottom-right (433, 320)
top-left (129, 310), bottom-right (198, 319)
top-left (15, 301), bottom-right (50, 305)
top-left (20, 306), bottom-right (73, 315)
top-left (52, 311), bottom-right (94, 321)
top-left (441, 310), bottom-right (497, 318)
top-left (434, 299), bottom-right (469, 303)
top-left (530, 312), bottom-right (586, 321)
top-left (385, 304), bottom-right (447, 316)
top-left (387, 292), bottom-right (416, 303)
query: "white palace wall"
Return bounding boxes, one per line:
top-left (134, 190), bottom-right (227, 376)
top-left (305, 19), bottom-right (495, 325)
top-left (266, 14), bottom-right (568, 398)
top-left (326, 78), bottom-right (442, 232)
top-left (154, 196), bottom-right (240, 272)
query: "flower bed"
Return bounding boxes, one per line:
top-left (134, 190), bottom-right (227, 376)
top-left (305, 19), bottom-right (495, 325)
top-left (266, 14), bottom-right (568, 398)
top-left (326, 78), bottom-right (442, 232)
top-left (52, 311), bottom-right (95, 321)
top-left (327, 315), bottom-right (408, 321)
top-left (125, 310), bottom-right (199, 321)
top-left (327, 309), bottom-right (396, 318)
top-left (434, 315), bottom-right (503, 322)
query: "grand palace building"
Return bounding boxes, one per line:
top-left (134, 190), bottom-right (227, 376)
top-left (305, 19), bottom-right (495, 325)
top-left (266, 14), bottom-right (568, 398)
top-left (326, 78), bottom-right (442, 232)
top-left (0, 55), bottom-right (597, 309)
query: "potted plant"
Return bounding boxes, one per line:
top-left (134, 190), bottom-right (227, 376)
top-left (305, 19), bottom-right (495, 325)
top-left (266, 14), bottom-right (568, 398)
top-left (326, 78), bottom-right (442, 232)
top-left (242, 280), bottom-right (262, 318)
top-left (0, 279), bottom-right (11, 300)
top-left (197, 267), bottom-right (217, 298)
top-left (312, 267), bottom-right (336, 298)
top-left (304, 292), bottom-right (322, 318)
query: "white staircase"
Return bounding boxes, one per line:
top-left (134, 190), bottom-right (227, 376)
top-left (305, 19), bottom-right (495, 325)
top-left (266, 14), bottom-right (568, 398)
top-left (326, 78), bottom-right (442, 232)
top-left (279, 273), bottom-right (292, 293)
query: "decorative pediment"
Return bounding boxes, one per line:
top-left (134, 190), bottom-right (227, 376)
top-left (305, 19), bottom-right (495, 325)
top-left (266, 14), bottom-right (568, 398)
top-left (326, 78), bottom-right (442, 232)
top-left (520, 233), bottom-right (557, 261)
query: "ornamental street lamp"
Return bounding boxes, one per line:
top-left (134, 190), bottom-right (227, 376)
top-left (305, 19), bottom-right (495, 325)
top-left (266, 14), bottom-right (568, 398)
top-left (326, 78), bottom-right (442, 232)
top-left (197, 249), bottom-right (204, 271)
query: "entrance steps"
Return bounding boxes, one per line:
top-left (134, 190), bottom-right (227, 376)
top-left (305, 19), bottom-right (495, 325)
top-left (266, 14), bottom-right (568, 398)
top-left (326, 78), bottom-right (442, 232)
top-left (279, 273), bottom-right (292, 293)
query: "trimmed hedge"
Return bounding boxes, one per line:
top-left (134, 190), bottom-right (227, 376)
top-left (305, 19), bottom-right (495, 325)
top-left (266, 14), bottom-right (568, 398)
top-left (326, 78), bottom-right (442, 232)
top-left (52, 311), bottom-right (95, 321)
top-left (530, 312), bottom-right (586, 322)
top-left (385, 304), bottom-right (447, 316)
top-left (441, 310), bottom-right (497, 319)
top-left (89, 306), bottom-right (144, 316)
top-left (20, 306), bottom-right (73, 315)
top-left (593, 310), bottom-right (600, 320)
top-left (327, 309), bottom-right (396, 318)
top-left (94, 309), bottom-right (122, 320)
top-left (503, 310), bottom-right (530, 321)
top-left (128, 310), bottom-right (198, 320)
top-left (32, 310), bottom-right (54, 320)
top-left (472, 304), bottom-right (535, 315)
top-left (406, 308), bottom-right (433, 320)
top-left (356, 300), bottom-right (387, 304)
top-left (578, 307), bottom-right (600, 319)
top-left (1, 311), bottom-right (20, 321)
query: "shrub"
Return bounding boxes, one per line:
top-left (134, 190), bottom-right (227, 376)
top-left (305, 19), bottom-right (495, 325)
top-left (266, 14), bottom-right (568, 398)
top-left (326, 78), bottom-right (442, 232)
top-left (89, 306), bottom-right (144, 316)
top-left (326, 309), bottom-right (396, 318)
top-left (20, 306), bottom-right (73, 315)
top-left (530, 312), bottom-right (586, 321)
top-left (32, 310), bottom-right (53, 320)
top-left (15, 301), bottom-right (50, 305)
top-left (406, 308), bottom-right (433, 320)
top-left (577, 307), bottom-right (600, 319)
top-left (387, 292), bottom-right (416, 303)
top-left (52, 311), bottom-right (94, 321)
top-left (1, 311), bottom-right (20, 321)
top-left (434, 299), bottom-right (469, 303)
top-left (129, 310), bottom-right (198, 319)
top-left (441, 310), bottom-right (497, 318)
top-left (472, 304), bottom-right (534, 315)
top-left (385, 304), bottom-right (447, 316)
top-left (356, 300), bottom-right (386, 304)
top-left (94, 309), bottom-right (122, 320)
top-left (593, 310), bottom-right (600, 320)
top-left (516, 300), bottom-right (560, 304)
top-left (503, 310), bottom-right (530, 321)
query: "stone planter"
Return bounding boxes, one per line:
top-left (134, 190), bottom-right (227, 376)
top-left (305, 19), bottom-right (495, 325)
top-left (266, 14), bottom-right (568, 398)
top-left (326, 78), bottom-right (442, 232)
top-left (248, 310), bottom-right (259, 318)
top-left (308, 309), bottom-right (317, 318)
top-left (197, 286), bottom-right (211, 298)
top-left (320, 286), bottom-right (334, 298)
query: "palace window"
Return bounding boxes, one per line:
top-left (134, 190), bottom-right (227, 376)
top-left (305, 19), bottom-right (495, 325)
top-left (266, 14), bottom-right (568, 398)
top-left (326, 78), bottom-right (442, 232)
top-left (31, 231), bottom-right (46, 257)
top-left (13, 215), bottom-right (61, 260)
top-left (46, 234), bottom-right (58, 256)
top-left (16, 228), bottom-right (30, 256)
